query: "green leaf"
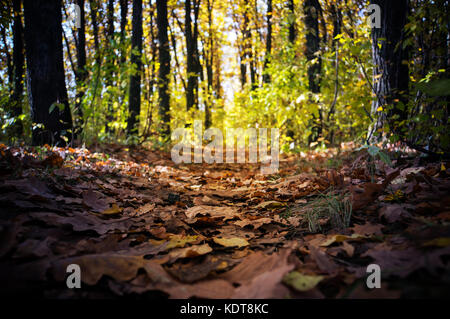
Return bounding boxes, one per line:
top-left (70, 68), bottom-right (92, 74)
top-left (378, 151), bottom-right (392, 166)
top-left (283, 271), bottom-right (324, 292)
top-left (367, 145), bottom-right (380, 157)
top-left (415, 78), bottom-right (450, 96)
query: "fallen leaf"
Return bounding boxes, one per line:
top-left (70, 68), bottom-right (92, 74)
top-left (423, 237), bottom-right (450, 247)
top-left (168, 244), bottom-right (213, 263)
top-left (342, 241), bottom-right (355, 257)
top-left (213, 237), bottom-right (249, 248)
top-left (166, 234), bottom-right (201, 249)
top-left (135, 203), bottom-right (155, 216)
top-left (100, 203), bottom-right (123, 215)
top-left (256, 200), bottom-right (285, 209)
top-left (351, 222), bottom-right (383, 236)
top-left (52, 254), bottom-right (169, 285)
top-left (185, 205), bottom-right (239, 222)
top-left (82, 190), bottom-right (109, 212)
top-left (283, 271), bottom-right (324, 292)
top-left (234, 217), bottom-right (272, 229)
top-left (320, 234), bottom-right (366, 247)
top-left (379, 204), bottom-right (412, 223)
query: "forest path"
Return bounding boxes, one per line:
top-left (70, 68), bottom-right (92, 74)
top-left (0, 144), bottom-right (449, 298)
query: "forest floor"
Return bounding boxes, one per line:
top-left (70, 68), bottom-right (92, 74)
top-left (0, 143), bottom-right (449, 298)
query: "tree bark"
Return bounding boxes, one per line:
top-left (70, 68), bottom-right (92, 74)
top-left (287, 0), bottom-right (296, 44)
top-left (369, 0), bottom-right (410, 142)
top-left (304, 0), bottom-right (323, 143)
top-left (263, 0), bottom-right (272, 84)
top-left (89, 0), bottom-right (100, 65)
top-left (11, 0), bottom-right (25, 136)
top-left (23, 0), bottom-right (73, 146)
top-left (204, 0), bottom-right (213, 129)
top-left (75, 0), bottom-right (87, 137)
top-left (157, 0), bottom-right (171, 138)
top-left (185, 0), bottom-right (201, 111)
top-left (105, 0), bottom-right (116, 134)
top-left (127, 0), bottom-right (143, 135)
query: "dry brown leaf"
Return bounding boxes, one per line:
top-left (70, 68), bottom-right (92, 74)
top-left (167, 244), bottom-right (213, 263)
top-left (213, 237), bottom-right (249, 248)
top-left (234, 217), bottom-right (272, 229)
top-left (100, 203), bottom-right (123, 215)
top-left (185, 205), bottom-right (239, 222)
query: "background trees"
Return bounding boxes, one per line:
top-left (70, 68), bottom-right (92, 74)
top-left (0, 0), bottom-right (448, 155)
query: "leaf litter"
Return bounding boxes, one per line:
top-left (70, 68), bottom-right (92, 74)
top-left (0, 143), bottom-right (449, 298)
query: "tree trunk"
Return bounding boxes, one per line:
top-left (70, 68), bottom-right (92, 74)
top-left (157, 0), bottom-right (171, 138)
top-left (89, 0), bottom-right (100, 65)
top-left (11, 0), bottom-right (25, 136)
top-left (304, 0), bottom-right (323, 143)
top-left (287, 0), bottom-right (296, 44)
top-left (369, 0), bottom-right (409, 142)
top-left (75, 0), bottom-right (86, 138)
top-left (262, 0), bottom-right (272, 84)
top-left (105, 0), bottom-right (116, 134)
top-left (127, 0), bottom-right (143, 135)
top-left (204, 0), bottom-right (213, 129)
top-left (185, 0), bottom-right (201, 111)
top-left (23, 0), bottom-right (73, 146)
top-left (119, 0), bottom-right (128, 64)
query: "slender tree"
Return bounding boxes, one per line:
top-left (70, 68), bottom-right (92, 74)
top-left (157, 0), bottom-right (171, 138)
top-left (75, 0), bottom-right (87, 137)
top-left (23, 0), bottom-right (73, 146)
top-left (263, 0), bottom-right (272, 84)
top-left (287, 0), bottom-right (296, 44)
top-left (185, 0), bottom-right (201, 111)
top-left (119, 0), bottom-right (128, 63)
top-left (89, 0), bottom-right (100, 65)
top-left (204, 0), bottom-right (214, 129)
top-left (127, 0), bottom-right (143, 135)
top-left (10, 0), bottom-right (25, 136)
top-left (105, 0), bottom-right (116, 134)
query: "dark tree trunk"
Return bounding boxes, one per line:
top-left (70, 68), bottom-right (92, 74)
top-left (263, 0), bottom-right (272, 84)
top-left (119, 0), bottom-right (128, 63)
top-left (326, 3), bottom-right (341, 144)
top-left (75, 0), bottom-right (86, 137)
top-left (23, 0), bottom-right (73, 146)
top-left (304, 0), bottom-right (321, 94)
top-left (89, 0), bottom-right (100, 65)
top-left (204, 0), bottom-right (213, 129)
top-left (241, 0), bottom-right (256, 89)
top-left (304, 0), bottom-right (323, 143)
top-left (369, 0), bottom-right (410, 142)
top-left (239, 46), bottom-right (247, 88)
top-left (11, 0), bottom-right (25, 136)
top-left (157, 0), bottom-right (171, 138)
top-left (127, 0), bottom-right (143, 135)
top-left (185, 0), bottom-right (201, 111)
top-left (105, 0), bottom-right (116, 134)
top-left (287, 0), bottom-right (296, 44)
